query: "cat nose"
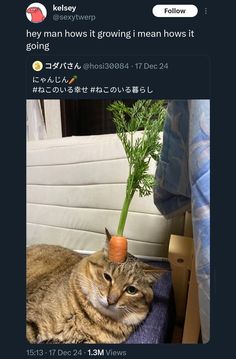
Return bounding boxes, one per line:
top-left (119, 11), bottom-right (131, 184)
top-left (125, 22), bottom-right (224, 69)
top-left (107, 293), bottom-right (118, 305)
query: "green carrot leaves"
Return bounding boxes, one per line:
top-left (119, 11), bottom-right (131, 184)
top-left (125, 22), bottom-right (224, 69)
top-left (107, 100), bottom-right (166, 236)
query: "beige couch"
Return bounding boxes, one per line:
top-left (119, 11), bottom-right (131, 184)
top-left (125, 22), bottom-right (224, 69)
top-left (27, 133), bottom-right (185, 259)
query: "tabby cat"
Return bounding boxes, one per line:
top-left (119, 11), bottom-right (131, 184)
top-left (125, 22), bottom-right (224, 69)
top-left (27, 229), bottom-right (165, 344)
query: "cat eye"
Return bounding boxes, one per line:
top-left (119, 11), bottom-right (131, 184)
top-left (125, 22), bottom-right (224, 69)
top-left (103, 272), bottom-right (112, 282)
top-left (126, 286), bottom-right (138, 295)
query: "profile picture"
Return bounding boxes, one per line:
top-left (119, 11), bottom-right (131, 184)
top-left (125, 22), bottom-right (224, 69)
top-left (26, 3), bottom-right (47, 23)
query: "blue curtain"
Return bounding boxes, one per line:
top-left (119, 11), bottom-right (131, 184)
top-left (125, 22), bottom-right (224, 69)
top-left (154, 100), bottom-right (210, 343)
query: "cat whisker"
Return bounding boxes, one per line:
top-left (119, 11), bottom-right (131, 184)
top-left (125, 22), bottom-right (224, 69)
top-left (122, 307), bottom-right (137, 315)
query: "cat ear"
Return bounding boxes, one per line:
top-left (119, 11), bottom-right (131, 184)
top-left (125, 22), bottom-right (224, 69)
top-left (142, 263), bottom-right (169, 284)
top-left (105, 228), bottom-right (112, 242)
top-left (103, 228), bottom-right (112, 256)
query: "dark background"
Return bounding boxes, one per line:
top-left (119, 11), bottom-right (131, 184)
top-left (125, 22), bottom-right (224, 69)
top-left (1, 0), bottom-right (234, 358)
top-left (60, 99), bottom-right (135, 136)
top-left (24, 0), bottom-right (210, 55)
top-left (27, 55), bottom-right (210, 99)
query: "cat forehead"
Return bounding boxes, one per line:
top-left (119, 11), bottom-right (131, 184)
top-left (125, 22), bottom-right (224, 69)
top-left (88, 251), bottom-right (144, 274)
top-left (107, 255), bottom-right (143, 274)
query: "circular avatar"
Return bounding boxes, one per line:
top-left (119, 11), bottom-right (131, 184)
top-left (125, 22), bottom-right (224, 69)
top-left (26, 3), bottom-right (47, 23)
top-left (32, 61), bottom-right (43, 72)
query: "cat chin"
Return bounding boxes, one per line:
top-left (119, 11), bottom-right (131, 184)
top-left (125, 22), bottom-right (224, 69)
top-left (121, 312), bottom-right (147, 326)
top-left (88, 293), bottom-right (146, 325)
top-left (98, 304), bottom-right (121, 321)
top-left (90, 296), bottom-right (123, 321)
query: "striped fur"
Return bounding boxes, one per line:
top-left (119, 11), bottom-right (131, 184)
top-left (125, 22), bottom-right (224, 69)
top-left (27, 236), bottom-right (164, 343)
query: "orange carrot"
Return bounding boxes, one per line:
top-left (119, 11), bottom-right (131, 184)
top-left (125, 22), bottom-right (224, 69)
top-left (68, 75), bottom-right (77, 85)
top-left (108, 236), bottom-right (127, 263)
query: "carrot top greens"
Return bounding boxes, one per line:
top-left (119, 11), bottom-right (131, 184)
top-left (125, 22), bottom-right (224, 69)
top-left (108, 100), bottom-right (166, 236)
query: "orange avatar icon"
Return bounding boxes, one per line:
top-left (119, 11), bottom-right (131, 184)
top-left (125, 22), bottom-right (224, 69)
top-left (26, 3), bottom-right (47, 23)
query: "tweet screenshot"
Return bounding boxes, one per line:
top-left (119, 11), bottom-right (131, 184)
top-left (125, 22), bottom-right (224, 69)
top-left (24, 0), bottom-right (210, 357)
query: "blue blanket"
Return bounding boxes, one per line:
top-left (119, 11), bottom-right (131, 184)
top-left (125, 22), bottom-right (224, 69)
top-left (154, 100), bottom-right (210, 343)
top-left (125, 261), bottom-right (174, 344)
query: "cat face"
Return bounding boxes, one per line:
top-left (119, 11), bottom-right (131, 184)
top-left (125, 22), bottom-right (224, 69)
top-left (77, 230), bottom-right (165, 326)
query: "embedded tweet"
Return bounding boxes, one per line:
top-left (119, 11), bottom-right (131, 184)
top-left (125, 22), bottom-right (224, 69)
top-left (23, 0), bottom-right (210, 354)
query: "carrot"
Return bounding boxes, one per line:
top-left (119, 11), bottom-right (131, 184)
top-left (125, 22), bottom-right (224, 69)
top-left (108, 236), bottom-right (127, 263)
top-left (68, 75), bottom-right (77, 85)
